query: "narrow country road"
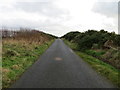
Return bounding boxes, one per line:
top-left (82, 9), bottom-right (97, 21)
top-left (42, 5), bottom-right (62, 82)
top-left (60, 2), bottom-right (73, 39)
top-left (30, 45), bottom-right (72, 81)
top-left (11, 39), bottom-right (115, 88)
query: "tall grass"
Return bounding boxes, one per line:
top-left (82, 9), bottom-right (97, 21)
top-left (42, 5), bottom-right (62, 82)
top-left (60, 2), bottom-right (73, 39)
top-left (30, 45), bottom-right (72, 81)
top-left (2, 28), bottom-right (54, 45)
top-left (2, 28), bottom-right (55, 88)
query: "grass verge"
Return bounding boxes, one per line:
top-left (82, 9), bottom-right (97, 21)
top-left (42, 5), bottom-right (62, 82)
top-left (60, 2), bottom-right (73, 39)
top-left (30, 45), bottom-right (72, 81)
top-left (63, 39), bottom-right (120, 88)
top-left (2, 39), bottom-right (55, 88)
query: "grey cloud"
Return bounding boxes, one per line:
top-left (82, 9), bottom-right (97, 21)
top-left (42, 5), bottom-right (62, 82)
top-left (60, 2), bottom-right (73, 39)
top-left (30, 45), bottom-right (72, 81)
top-left (92, 2), bottom-right (118, 18)
top-left (1, 18), bottom-right (38, 29)
top-left (0, 0), bottom-right (71, 36)
top-left (14, 2), bottom-right (69, 18)
top-left (1, 17), bottom-right (70, 36)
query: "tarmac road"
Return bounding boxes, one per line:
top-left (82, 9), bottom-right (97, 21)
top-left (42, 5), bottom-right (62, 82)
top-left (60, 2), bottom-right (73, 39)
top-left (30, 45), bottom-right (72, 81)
top-left (11, 39), bottom-right (115, 88)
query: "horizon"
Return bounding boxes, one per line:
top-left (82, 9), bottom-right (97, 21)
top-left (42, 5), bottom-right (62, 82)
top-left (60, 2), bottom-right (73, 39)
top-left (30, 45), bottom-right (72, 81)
top-left (1, 28), bottom-right (119, 38)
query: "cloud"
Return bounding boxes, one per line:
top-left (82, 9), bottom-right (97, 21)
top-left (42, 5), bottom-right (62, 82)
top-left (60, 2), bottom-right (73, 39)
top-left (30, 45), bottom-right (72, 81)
top-left (92, 1), bottom-right (118, 33)
top-left (13, 2), bottom-right (69, 18)
top-left (92, 1), bottom-right (118, 18)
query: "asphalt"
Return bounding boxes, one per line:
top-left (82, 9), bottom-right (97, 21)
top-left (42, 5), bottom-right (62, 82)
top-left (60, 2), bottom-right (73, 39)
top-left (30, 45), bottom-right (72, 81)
top-left (11, 39), bottom-right (116, 88)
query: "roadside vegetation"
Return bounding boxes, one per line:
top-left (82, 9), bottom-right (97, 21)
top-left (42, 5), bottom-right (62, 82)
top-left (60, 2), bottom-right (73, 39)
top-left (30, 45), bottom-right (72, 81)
top-left (62, 30), bottom-right (120, 69)
top-left (2, 28), bottom-right (56, 88)
top-left (62, 30), bottom-right (120, 87)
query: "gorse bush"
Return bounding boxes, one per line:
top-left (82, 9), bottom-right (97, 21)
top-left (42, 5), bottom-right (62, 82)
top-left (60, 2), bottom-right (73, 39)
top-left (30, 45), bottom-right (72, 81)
top-left (62, 29), bottom-right (120, 51)
top-left (62, 31), bottom-right (80, 41)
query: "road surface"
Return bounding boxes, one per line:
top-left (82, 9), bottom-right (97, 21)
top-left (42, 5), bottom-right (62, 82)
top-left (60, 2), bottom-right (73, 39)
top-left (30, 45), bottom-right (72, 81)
top-left (11, 39), bottom-right (115, 88)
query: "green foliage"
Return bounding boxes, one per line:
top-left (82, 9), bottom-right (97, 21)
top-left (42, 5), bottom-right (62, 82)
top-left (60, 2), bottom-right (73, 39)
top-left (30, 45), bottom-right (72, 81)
top-left (62, 29), bottom-right (120, 51)
top-left (92, 44), bottom-right (99, 49)
top-left (77, 34), bottom-right (98, 50)
top-left (114, 35), bottom-right (120, 46)
top-left (85, 50), bottom-right (106, 57)
top-left (62, 31), bottom-right (80, 41)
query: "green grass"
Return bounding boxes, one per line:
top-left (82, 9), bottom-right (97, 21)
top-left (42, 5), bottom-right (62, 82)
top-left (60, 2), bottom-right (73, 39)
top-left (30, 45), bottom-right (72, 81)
top-left (2, 39), bottom-right (54, 88)
top-left (64, 39), bottom-right (120, 88)
top-left (62, 39), bottom-right (78, 50)
top-left (76, 51), bottom-right (120, 87)
top-left (85, 50), bottom-right (106, 57)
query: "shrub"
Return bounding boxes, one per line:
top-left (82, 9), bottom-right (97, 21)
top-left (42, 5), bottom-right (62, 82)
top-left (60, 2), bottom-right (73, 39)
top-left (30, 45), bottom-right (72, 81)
top-left (62, 31), bottom-right (80, 41)
top-left (92, 44), bottom-right (99, 49)
top-left (62, 30), bottom-right (120, 51)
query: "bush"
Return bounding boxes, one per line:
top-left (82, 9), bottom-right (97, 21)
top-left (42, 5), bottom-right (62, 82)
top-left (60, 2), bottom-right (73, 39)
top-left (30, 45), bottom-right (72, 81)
top-left (77, 35), bottom-right (93, 50)
top-left (114, 35), bottom-right (120, 47)
top-left (92, 44), bottom-right (99, 49)
top-left (62, 30), bottom-right (120, 51)
top-left (62, 31), bottom-right (80, 41)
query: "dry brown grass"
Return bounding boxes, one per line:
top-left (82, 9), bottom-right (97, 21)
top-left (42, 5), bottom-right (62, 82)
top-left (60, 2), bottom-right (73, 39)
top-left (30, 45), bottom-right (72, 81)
top-left (2, 68), bottom-right (10, 74)
top-left (11, 65), bottom-right (20, 70)
top-left (2, 29), bottom-right (54, 46)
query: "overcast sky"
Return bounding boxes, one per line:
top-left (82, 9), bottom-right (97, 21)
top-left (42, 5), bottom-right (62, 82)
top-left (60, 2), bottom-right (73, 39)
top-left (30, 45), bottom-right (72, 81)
top-left (0, 0), bottom-right (119, 36)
